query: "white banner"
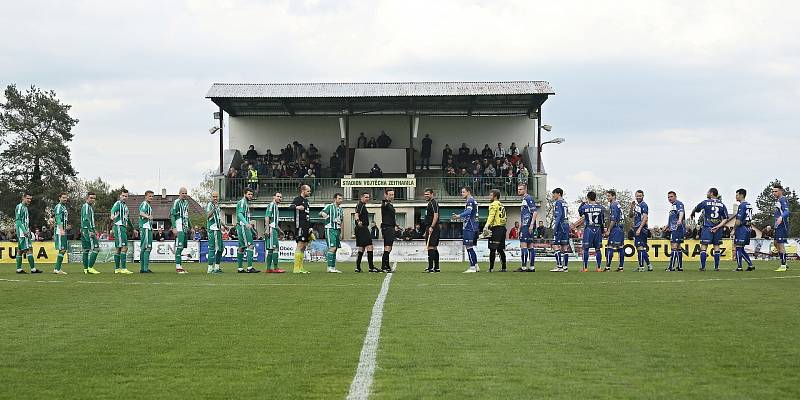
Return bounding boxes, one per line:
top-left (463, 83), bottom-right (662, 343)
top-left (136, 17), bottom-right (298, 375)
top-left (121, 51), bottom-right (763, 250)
top-left (340, 178), bottom-right (416, 187)
top-left (472, 240), bottom-right (557, 263)
top-left (276, 239), bottom-right (462, 262)
top-left (746, 238), bottom-right (800, 260)
top-left (133, 240), bottom-right (200, 262)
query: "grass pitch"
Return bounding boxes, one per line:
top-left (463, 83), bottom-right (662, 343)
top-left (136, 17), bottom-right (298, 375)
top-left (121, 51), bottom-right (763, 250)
top-left (1, 260), bottom-right (798, 399)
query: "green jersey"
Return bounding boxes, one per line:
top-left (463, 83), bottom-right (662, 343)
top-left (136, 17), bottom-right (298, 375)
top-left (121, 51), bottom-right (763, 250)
top-left (111, 200), bottom-right (130, 227)
top-left (206, 202), bottom-right (222, 231)
top-left (15, 202), bottom-right (30, 235)
top-left (139, 201), bottom-right (153, 230)
top-left (54, 202), bottom-right (68, 233)
top-left (171, 198), bottom-right (189, 232)
top-left (81, 203), bottom-right (96, 231)
top-left (236, 198), bottom-right (251, 227)
top-left (323, 203), bottom-right (343, 229)
top-left (264, 201), bottom-right (279, 229)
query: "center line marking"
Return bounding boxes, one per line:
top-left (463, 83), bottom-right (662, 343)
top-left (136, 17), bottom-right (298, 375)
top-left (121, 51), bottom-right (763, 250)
top-left (347, 272), bottom-right (393, 400)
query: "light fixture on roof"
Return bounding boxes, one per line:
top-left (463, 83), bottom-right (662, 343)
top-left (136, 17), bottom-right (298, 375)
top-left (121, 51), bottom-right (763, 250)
top-left (213, 112), bottom-right (221, 120)
top-left (209, 126), bottom-right (220, 135)
top-left (542, 124), bottom-right (552, 132)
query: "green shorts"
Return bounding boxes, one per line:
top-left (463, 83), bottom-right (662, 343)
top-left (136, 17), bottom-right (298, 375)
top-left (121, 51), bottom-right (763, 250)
top-left (54, 232), bottom-right (68, 251)
top-left (113, 225), bottom-right (128, 248)
top-left (140, 229), bottom-right (153, 250)
top-left (326, 228), bottom-right (341, 249)
top-left (265, 228), bottom-right (279, 250)
top-left (237, 225), bottom-right (254, 248)
top-left (17, 229), bottom-right (32, 251)
top-left (174, 231), bottom-right (188, 249)
top-left (208, 229), bottom-right (223, 253)
top-left (82, 229), bottom-right (100, 251)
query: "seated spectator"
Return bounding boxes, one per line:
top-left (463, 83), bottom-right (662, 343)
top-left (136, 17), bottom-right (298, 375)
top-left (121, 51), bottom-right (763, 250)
top-left (481, 144), bottom-right (493, 159)
top-left (193, 226), bottom-right (202, 240)
top-left (494, 142), bottom-right (506, 160)
top-left (377, 130), bottom-right (392, 148)
top-left (155, 228), bottom-right (165, 241)
top-left (442, 143), bottom-right (453, 166)
top-left (371, 222), bottom-right (379, 239)
top-left (518, 165), bottom-right (530, 180)
top-left (509, 222), bottom-right (520, 239)
top-left (534, 221), bottom-right (545, 239)
top-left (762, 225), bottom-right (773, 239)
top-left (221, 226), bottom-right (230, 240)
top-left (369, 164), bottom-right (383, 178)
top-left (357, 132), bottom-right (367, 148)
top-left (509, 142), bottom-right (519, 156)
top-left (99, 231), bottom-right (109, 240)
top-left (402, 227), bottom-right (414, 241)
top-left (413, 223), bottom-right (424, 239)
top-left (470, 148), bottom-right (480, 163)
top-left (457, 143), bottom-right (470, 163)
top-left (367, 137), bottom-right (377, 148)
top-left (282, 144), bottom-right (294, 162)
top-left (245, 144), bottom-right (259, 162)
top-left (483, 163), bottom-right (496, 177)
top-left (107, 229), bottom-right (115, 241)
top-left (293, 141), bottom-right (304, 159)
top-left (264, 149), bottom-right (274, 164)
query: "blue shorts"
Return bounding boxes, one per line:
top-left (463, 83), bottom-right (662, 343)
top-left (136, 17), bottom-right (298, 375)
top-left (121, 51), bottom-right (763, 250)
top-left (734, 226), bottom-right (751, 246)
top-left (634, 227), bottom-right (649, 248)
top-left (607, 226), bottom-right (624, 247)
top-left (553, 223), bottom-right (570, 245)
top-left (700, 226), bottom-right (723, 245)
top-left (462, 230), bottom-right (478, 246)
top-left (583, 227), bottom-right (602, 249)
top-left (775, 224), bottom-right (788, 244)
top-left (670, 226), bottom-right (685, 244)
top-left (519, 225), bottom-right (533, 244)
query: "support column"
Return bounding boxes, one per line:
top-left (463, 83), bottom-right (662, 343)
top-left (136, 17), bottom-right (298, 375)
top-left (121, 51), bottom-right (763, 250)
top-left (218, 107), bottom-right (224, 175)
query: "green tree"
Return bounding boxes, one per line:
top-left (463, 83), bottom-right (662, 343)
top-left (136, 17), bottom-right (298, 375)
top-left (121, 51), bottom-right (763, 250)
top-left (0, 84), bottom-right (79, 228)
top-left (191, 169), bottom-right (216, 208)
top-left (573, 185), bottom-right (635, 232)
top-left (753, 179), bottom-right (800, 236)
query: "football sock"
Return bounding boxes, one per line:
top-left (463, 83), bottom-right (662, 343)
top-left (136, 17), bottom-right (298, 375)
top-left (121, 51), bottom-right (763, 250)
top-left (554, 251), bottom-right (562, 267)
top-left (521, 248), bottom-right (528, 267)
top-left (467, 247), bottom-right (477, 266)
top-left (433, 249), bottom-right (440, 270)
top-left (15, 254), bottom-right (22, 270)
top-left (618, 248), bottom-right (625, 268)
top-left (595, 249), bottom-right (602, 268)
top-left (382, 251), bottom-right (390, 269)
top-left (741, 249), bottom-right (752, 266)
top-left (272, 252), bottom-right (279, 269)
top-left (489, 249), bottom-right (496, 270)
top-left (143, 252), bottom-right (151, 271)
top-left (606, 248), bottom-right (613, 268)
top-left (780, 252), bottom-right (787, 266)
top-left (114, 253), bottom-right (120, 270)
top-left (55, 253), bottom-right (64, 271)
top-left (121, 255), bottom-right (127, 270)
top-left (700, 250), bottom-right (707, 269)
top-left (266, 250), bottom-right (274, 270)
top-left (678, 251), bottom-right (683, 270)
top-left (175, 248), bottom-right (183, 266)
top-left (637, 250), bottom-right (644, 269)
top-left (237, 250), bottom-right (244, 269)
top-left (642, 251), bottom-right (651, 266)
top-left (217, 250), bottom-right (224, 266)
top-left (82, 251), bottom-right (89, 268)
top-left (713, 251), bottom-right (721, 269)
top-left (529, 247), bottom-right (535, 268)
top-left (427, 249), bottom-right (434, 270)
top-left (293, 251), bottom-right (303, 271)
top-left (89, 251), bottom-right (98, 267)
top-left (562, 252), bottom-right (569, 268)
top-left (367, 251), bottom-right (374, 269)
top-left (145, 250), bottom-right (152, 271)
top-left (27, 254), bottom-right (35, 269)
top-left (498, 250), bottom-right (506, 269)
top-left (356, 251), bottom-right (364, 270)
top-left (582, 248), bottom-right (590, 269)
top-left (247, 248), bottom-right (254, 268)
top-left (327, 252), bottom-right (335, 269)
top-left (669, 251), bottom-right (676, 270)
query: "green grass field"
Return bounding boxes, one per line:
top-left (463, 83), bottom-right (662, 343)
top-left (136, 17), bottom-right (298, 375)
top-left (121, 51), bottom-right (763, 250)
top-left (1, 260), bottom-right (798, 399)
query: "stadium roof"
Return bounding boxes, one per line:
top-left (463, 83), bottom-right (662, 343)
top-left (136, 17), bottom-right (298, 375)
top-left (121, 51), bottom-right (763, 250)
top-left (207, 81), bottom-right (554, 117)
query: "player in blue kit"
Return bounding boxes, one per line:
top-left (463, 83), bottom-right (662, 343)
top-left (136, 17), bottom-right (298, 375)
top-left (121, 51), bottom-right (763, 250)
top-left (629, 190), bottom-right (653, 272)
top-left (666, 191), bottom-right (686, 272)
top-left (550, 188), bottom-right (571, 272)
top-left (515, 183), bottom-right (538, 272)
top-left (605, 190), bottom-right (625, 272)
top-left (454, 186), bottom-right (481, 273)
top-left (772, 184), bottom-right (791, 272)
top-left (691, 187), bottom-right (728, 271)
top-left (572, 191), bottom-right (605, 273)
top-left (714, 189), bottom-right (754, 271)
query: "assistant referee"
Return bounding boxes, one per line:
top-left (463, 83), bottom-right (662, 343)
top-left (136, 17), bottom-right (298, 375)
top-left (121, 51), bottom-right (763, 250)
top-left (380, 188), bottom-right (397, 272)
top-left (484, 189), bottom-right (508, 272)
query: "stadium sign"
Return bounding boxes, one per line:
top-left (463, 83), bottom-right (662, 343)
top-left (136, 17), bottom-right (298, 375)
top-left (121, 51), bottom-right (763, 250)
top-left (0, 242), bottom-right (62, 263)
top-left (340, 178), bottom-right (416, 187)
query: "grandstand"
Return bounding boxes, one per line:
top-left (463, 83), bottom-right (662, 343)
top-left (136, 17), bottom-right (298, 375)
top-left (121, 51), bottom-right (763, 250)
top-left (206, 81), bottom-right (555, 240)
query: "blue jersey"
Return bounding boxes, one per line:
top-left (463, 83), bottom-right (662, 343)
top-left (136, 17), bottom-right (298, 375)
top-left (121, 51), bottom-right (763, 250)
top-left (579, 202), bottom-right (605, 228)
top-left (554, 199), bottom-right (568, 228)
top-left (609, 201), bottom-right (622, 227)
top-left (736, 201), bottom-right (753, 227)
top-left (458, 196), bottom-right (479, 232)
top-left (668, 200), bottom-right (685, 231)
top-left (520, 194), bottom-right (536, 227)
top-left (633, 201), bottom-right (648, 229)
top-left (694, 198), bottom-right (728, 227)
top-left (775, 197), bottom-right (790, 228)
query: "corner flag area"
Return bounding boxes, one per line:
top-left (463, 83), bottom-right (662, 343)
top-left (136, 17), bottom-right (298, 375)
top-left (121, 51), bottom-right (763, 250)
top-left (2, 261), bottom-right (798, 399)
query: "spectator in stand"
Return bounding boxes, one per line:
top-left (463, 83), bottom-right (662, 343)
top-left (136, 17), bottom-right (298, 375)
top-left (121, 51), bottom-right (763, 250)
top-left (307, 143), bottom-right (319, 160)
top-left (413, 223), bottom-right (424, 239)
top-left (293, 141), bottom-right (304, 160)
top-left (245, 144), bottom-right (259, 162)
top-left (330, 153), bottom-right (341, 178)
top-left (534, 221), bottom-right (545, 239)
top-left (457, 143), bottom-right (470, 164)
top-left (500, 159), bottom-right (511, 177)
top-left (166, 228), bottom-right (175, 241)
top-left (402, 227), bottom-right (414, 241)
top-left (509, 222), bottom-right (520, 239)
top-left (494, 142), bottom-right (506, 161)
top-left (442, 144), bottom-right (453, 167)
top-left (469, 148), bottom-right (479, 164)
top-left (367, 137), bottom-right (377, 148)
top-left (377, 130), bottom-right (392, 148)
top-left (154, 227), bottom-right (165, 241)
top-left (357, 132), bottom-right (367, 148)
top-left (518, 164), bottom-right (530, 180)
top-left (484, 162), bottom-right (496, 177)
top-left (107, 229), bottom-right (115, 241)
top-left (65, 224), bottom-right (75, 240)
top-left (420, 134), bottom-right (432, 170)
top-left (264, 149), bottom-right (274, 164)
top-left (221, 226), bottom-right (230, 240)
top-left (282, 144), bottom-right (294, 162)
top-left (481, 144), bottom-right (494, 159)
top-left (247, 164), bottom-right (258, 195)
top-left (193, 226), bottom-right (202, 241)
top-left (369, 164), bottom-right (383, 178)
top-left (370, 221), bottom-right (379, 239)
top-left (762, 225), bottom-right (773, 239)
top-left (200, 227), bottom-right (208, 240)
top-left (509, 142), bottom-right (519, 156)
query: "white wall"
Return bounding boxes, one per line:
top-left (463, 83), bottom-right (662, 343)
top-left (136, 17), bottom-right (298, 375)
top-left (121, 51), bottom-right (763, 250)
top-left (229, 115), bottom-right (535, 166)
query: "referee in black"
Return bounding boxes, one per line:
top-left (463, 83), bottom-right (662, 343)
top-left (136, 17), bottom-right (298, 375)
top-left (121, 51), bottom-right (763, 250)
top-left (423, 188), bottom-right (441, 273)
top-left (355, 192), bottom-right (378, 273)
top-left (380, 188), bottom-right (397, 272)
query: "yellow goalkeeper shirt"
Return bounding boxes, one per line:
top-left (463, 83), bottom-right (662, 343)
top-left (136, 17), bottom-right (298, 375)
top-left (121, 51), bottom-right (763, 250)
top-left (486, 200), bottom-right (507, 227)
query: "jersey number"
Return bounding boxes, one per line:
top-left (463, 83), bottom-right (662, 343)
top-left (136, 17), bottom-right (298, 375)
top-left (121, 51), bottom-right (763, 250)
top-left (587, 212), bottom-right (600, 225)
top-left (710, 206), bottom-right (719, 219)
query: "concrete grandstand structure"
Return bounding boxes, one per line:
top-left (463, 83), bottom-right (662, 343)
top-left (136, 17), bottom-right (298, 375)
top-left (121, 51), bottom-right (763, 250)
top-left (206, 81), bottom-right (555, 240)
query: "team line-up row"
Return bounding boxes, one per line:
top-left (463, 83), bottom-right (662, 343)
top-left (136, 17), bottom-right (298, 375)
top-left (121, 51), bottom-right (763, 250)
top-left (9, 183), bottom-right (792, 275)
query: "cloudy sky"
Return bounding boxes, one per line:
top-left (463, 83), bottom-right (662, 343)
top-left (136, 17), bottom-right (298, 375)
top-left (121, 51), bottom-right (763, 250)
top-left (3, 0), bottom-right (798, 221)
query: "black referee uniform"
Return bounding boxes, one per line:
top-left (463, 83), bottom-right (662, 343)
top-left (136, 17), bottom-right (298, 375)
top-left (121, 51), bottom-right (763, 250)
top-left (355, 201), bottom-right (376, 272)
top-left (380, 199), bottom-right (396, 272)
top-left (424, 197), bottom-right (441, 272)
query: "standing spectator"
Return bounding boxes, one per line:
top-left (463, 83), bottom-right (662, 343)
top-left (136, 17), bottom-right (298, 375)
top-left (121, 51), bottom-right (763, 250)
top-left (442, 144), bottom-right (453, 166)
top-left (376, 130), bottom-right (392, 148)
top-left (155, 227), bottom-right (165, 241)
top-left (534, 221), bottom-right (545, 239)
top-left (221, 226), bottom-right (230, 240)
top-left (413, 223), bottom-right (424, 239)
top-left (420, 134), bottom-right (432, 170)
top-left (330, 153), bottom-right (341, 178)
top-left (247, 164), bottom-right (258, 196)
top-left (357, 132), bottom-right (367, 148)
top-left (336, 139), bottom-right (347, 170)
top-left (457, 143), bottom-right (470, 164)
top-left (509, 222), bottom-right (520, 239)
top-left (481, 144), bottom-right (494, 159)
top-left (307, 143), bottom-right (319, 160)
top-left (370, 221), bottom-right (379, 239)
top-left (292, 141), bottom-right (304, 160)
top-left (245, 144), bottom-right (259, 162)
top-left (283, 144), bottom-right (294, 162)
top-left (264, 149), bottom-right (274, 164)
top-left (494, 142), bottom-right (506, 160)
top-left (509, 142), bottom-right (519, 156)
top-left (367, 137), bottom-right (377, 148)
top-left (369, 164), bottom-right (383, 178)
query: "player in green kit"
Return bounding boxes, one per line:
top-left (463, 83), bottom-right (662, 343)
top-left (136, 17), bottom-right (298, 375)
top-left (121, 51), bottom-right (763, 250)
top-left (236, 188), bottom-right (259, 273)
top-left (15, 192), bottom-right (42, 274)
top-left (206, 191), bottom-right (225, 274)
top-left (110, 189), bottom-right (134, 274)
top-left (81, 192), bottom-right (101, 274)
top-left (51, 192), bottom-right (70, 274)
top-left (170, 187), bottom-right (190, 274)
top-left (319, 193), bottom-right (344, 273)
top-left (138, 190), bottom-right (155, 273)
top-left (263, 192), bottom-right (285, 273)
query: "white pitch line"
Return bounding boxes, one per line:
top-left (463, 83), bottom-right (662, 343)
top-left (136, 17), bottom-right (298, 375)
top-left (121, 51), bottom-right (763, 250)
top-left (0, 278), bottom-right (381, 288)
top-left (347, 272), bottom-right (393, 400)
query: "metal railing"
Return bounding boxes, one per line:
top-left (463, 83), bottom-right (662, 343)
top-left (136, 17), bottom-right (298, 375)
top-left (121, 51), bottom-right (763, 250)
top-left (415, 176), bottom-right (542, 201)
